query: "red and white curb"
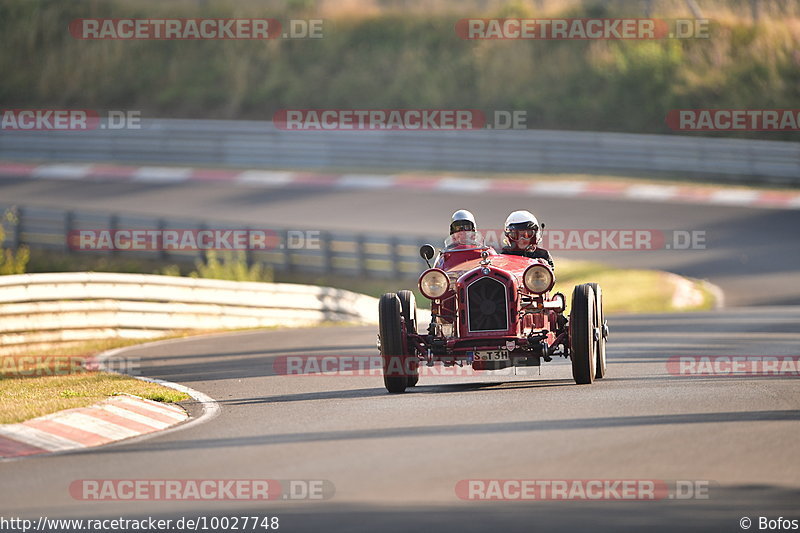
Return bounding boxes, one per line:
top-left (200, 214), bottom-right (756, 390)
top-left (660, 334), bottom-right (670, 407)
top-left (1, 161), bottom-right (799, 210)
top-left (0, 394), bottom-right (187, 459)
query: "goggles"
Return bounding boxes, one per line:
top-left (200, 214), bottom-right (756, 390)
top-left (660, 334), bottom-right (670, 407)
top-left (508, 229), bottom-right (536, 240)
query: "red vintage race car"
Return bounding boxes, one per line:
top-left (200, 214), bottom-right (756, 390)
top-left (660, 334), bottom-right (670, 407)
top-left (378, 231), bottom-right (608, 393)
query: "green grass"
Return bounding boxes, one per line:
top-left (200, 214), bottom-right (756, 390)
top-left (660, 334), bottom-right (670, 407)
top-left (2, 337), bottom-right (156, 358)
top-left (1, 1), bottom-right (797, 139)
top-left (0, 336), bottom-right (192, 424)
top-left (0, 370), bottom-right (189, 424)
top-left (555, 259), bottom-right (715, 313)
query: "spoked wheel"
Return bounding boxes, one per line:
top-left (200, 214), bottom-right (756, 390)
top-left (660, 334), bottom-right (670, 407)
top-left (397, 290), bottom-right (419, 387)
top-left (379, 293), bottom-right (408, 393)
top-left (570, 284), bottom-right (597, 385)
top-left (587, 282), bottom-right (607, 379)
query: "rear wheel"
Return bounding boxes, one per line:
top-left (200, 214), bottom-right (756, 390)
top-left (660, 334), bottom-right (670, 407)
top-left (587, 282), bottom-right (607, 379)
top-left (570, 284), bottom-right (596, 385)
top-left (379, 293), bottom-right (408, 393)
top-left (397, 290), bottom-right (419, 387)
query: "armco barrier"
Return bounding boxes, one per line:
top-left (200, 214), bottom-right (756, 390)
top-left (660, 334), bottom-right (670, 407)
top-left (1, 119), bottom-right (798, 183)
top-left (0, 272), bottom-right (379, 351)
top-left (0, 204), bottom-right (436, 280)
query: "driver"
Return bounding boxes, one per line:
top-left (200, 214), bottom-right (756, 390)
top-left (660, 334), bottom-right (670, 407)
top-left (447, 209), bottom-right (478, 246)
top-left (450, 209), bottom-right (476, 235)
top-left (500, 210), bottom-right (555, 269)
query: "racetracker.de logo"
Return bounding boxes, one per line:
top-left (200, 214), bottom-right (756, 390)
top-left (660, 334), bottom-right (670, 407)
top-left (67, 229), bottom-right (306, 251)
top-left (666, 356), bottom-right (800, 377)
top-left (478, 229), bottom-right (706, 251)
top-left (274, 109), bottom-right (486, 130)
top-left (455, 18), bottom-right (709, 40)
top-left (274, 355), bottom-right (543, 377)
top-left (455, 479), bottom-right (712, 500)
top-left (0, 355), bottom-right (139, 378)
top-left (0, 110), bottom-right (141, 131)
top-left (69, 479), bottom-right (334, 501)
top-left (69, 19), bottom-right (284, 40)
top-left (666, 109), bottom-right (800, 131)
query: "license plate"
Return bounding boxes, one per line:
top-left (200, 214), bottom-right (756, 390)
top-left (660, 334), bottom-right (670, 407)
top-left (473, 350), bottom-right (510, 361)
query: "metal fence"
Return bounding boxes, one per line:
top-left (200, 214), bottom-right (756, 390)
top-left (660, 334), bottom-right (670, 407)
top-left (0, 204), bottom-right (437, 280)
top-left (0, 272), bottom-right (380, 351)
top-left (1, 119), bottom-right (798, 184)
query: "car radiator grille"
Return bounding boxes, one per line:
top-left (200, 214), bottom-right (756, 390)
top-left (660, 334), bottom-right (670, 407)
top-left (466, 277), bottom-right (508, 332)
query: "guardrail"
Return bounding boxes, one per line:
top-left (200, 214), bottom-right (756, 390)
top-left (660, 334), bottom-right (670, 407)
top-left (0, 204), bottom-right (436, 280)
top-left (0, 272), bottom-right (379, 352)
top-left (1, 119), bottom-right (798, 183)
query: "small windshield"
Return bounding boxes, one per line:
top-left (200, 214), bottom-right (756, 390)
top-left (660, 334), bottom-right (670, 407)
top-left (443, 230), bottom-right (485, 250)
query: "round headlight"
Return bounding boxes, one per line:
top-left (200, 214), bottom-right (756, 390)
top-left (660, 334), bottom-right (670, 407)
top-left (523, 264), bottom-right (555, 294)
top-left (419, 269), bottom-right (450, 299)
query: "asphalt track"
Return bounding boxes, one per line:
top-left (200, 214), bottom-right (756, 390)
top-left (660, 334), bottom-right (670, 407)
top-left (1, 176), bottom-right (799, 532)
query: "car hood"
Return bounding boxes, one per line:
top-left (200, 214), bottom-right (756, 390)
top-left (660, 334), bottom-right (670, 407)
top-left (443, 254), bottom-right (538, 282)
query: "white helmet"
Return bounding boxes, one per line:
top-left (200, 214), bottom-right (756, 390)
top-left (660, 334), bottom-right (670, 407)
top-left (504, 210), bottom-right (541, 248)
top-left (450, 209), bottom-right (476, 235)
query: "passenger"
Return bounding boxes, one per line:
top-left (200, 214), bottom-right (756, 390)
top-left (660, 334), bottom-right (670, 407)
top-left (500, 210), bottom-right (555, 269)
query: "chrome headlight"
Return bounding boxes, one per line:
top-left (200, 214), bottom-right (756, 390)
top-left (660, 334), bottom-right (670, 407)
top-left (523, 264), bottom-right (555, 294)
top-left (419, 268), bottom-right (450, 299)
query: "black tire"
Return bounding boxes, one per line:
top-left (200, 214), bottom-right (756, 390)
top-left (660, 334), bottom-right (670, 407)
top-left (587, 282), bottom-right (607, 379)
top-left (379, 293), bottom-right (407, 393)
top-left (397, 290), bottom-right (419, 387)
top-left (570, 284), bottom-right (596, 385)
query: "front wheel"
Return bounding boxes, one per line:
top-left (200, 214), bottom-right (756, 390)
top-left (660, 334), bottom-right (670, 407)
top-left (397, 290), bottom-right (419, 387)
top-left (379, 293), bottom-right (408, 393)
top-left (570, 284), bottom-right (596, 385)
top-left (587, 282), bottom-right (607, 379)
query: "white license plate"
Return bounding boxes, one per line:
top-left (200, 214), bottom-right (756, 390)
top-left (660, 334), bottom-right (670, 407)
top-left (473, 350), bottom-right (510, 361)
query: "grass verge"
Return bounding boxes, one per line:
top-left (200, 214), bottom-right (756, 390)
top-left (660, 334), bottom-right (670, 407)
top-left (0, 339), bottom-right (190, 424)
top-left (0, 370), bottom-right (189, 425)
top-left (3, 1), bottom-right (798, 140)
top-left (554, 260), bottom-right (715, 314)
